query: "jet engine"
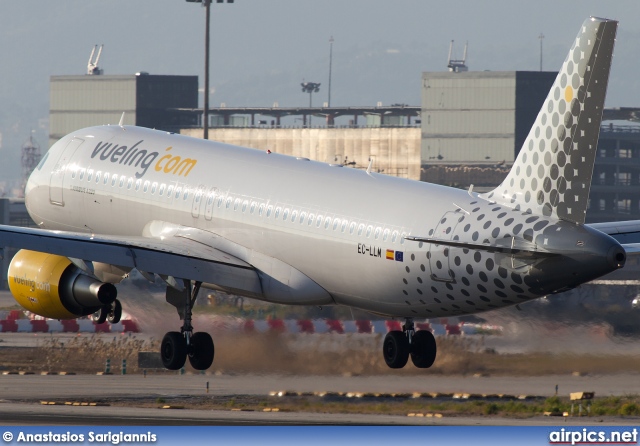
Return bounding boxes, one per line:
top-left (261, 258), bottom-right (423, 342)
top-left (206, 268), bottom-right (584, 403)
top-left (8, 249), bottom-right (117, 319)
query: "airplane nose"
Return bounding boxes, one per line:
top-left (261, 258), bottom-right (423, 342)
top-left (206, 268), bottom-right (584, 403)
top-left (608, 244), bottom-right (626, 269)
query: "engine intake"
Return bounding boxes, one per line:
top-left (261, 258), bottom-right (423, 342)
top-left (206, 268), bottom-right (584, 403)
top-left (8, 249), bottom-right (117, 319)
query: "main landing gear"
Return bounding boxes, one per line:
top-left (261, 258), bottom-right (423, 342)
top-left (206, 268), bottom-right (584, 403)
top-left (161, 280), bottom-right (215, 371)
top-left (91, 299), bottom-right (122, 324)
top-left (383, 318), bottom-right (437, 369)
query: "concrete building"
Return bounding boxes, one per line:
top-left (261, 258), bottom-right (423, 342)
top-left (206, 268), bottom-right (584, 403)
top-left (589, 124), bottom-right (640, 222)
top-left (181, 126), bottom-right (421, 180)
top-left (421, 71), bottom-right (556, 164)
top-left (49, 74), bottom-right (198, 146)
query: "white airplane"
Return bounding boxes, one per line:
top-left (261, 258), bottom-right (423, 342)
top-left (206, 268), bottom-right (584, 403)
top-left (1, 17), bottom-right (632, 371)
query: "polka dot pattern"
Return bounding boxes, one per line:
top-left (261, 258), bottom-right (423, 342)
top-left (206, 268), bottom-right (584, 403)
top-left (481, 18), bottom-right (617, 225)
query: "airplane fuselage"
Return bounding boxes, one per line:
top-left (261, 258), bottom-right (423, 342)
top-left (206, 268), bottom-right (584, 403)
top-left (24, 125), bottom-right (624, 319)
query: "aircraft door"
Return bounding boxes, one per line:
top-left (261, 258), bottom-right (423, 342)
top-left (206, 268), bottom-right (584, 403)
top-left (191, 185), bottom-right (205, 218)
top-left (428, 211), bottom-right (463, 282)
top-left (204, 188), bottom-right (217, 221)
top-left (49, 138), bottom-right (84, 206)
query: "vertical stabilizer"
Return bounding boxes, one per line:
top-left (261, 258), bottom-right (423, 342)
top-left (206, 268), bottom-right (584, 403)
top-left (482, 17), bottom-right (617, 225)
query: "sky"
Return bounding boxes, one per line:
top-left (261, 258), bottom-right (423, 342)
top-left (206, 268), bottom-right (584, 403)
top-left (0, 0), bottom-right (639, 182)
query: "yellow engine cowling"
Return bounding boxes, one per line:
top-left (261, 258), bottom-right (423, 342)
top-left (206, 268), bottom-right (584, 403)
top-left (8, 249), bottom-right (117, 319)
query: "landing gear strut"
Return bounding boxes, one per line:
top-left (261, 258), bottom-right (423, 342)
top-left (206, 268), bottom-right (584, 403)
top-left (382, 318), bottom-right (436, 369)
top-left (161, 280), bottom-right (215, 371)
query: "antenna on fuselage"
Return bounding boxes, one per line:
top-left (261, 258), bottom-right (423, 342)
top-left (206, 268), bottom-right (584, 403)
top-left (118, 112), bottom-right (126, 130)
top-left (366, 158), bottom-right (373, 175)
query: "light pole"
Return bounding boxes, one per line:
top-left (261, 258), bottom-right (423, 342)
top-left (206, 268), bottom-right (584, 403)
top-left (328, 36), bottom-right (334, 107)
top-left (538, 33), bottom-right (544, 71)
top-left (301, 81), bottom-right (320, 126)
top-left (186, 0), bottom-right (235, 140)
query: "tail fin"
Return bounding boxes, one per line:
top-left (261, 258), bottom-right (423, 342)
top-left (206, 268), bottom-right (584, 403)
top-left (482, 17), bottom-right (617, 224)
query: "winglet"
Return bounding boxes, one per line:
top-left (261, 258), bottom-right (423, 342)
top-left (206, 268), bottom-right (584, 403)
top-left (366, 158), bottom-right (373, 175)
top-left (481, 18), bottom-right (618, 225)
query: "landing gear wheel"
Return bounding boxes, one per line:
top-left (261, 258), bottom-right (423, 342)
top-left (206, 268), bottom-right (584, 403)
top-left (188, 332), bottom-right (215, 370)
top-left (161, 331), bottom-right (187, 370)
top-left (383, 330), bottom-right (410, 369)
top-left (91, 306), bottom-right (108, 324)
top-left (410, 330), bottom-right (437, 368)
top-left (107, 299), bottom-right (122, 324)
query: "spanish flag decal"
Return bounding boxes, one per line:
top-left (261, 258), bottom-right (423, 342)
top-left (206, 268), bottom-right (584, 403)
top-left (386, 249), bottom-right (394, 260)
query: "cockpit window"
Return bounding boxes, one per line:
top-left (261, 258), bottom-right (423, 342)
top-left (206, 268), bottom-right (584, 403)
top-left (36, 152), bottom-right (49, 171)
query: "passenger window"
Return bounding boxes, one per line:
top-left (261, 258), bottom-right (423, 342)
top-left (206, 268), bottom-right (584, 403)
top-left (291, 210), bottom-right (297, 222)
top-left (159, 184), bottom-right (165, 196)
top-left (234, 198), bottom-right (240, 211)
top-left (308, 214), bottom-right (315, 226)
top-left (383, 229), bottom-right (390, 241)
top-left (95, 172), bottom-right (101, 184)
top-left (366, 225), bottom-right (373, 238)
top-left (226, 197), bottom-right (232, 209)
top-left (175, 187), bottom-right (182, 198)
top-left (250, 201), bottom-right (256, 214)
top-left (135, 179), bottom-right (141, 192)
top-left (267, 205), bottom-right (273, 217)
top-left (259, 203), bottom-right (265, 216)
top-left (300, 212), bottom-right (306, 224)
top-left (316, 216), bottom-right (323, 228)
top-left (143, 181), bottom-right (150, 193)
top-left (183, 189), bottom-right (189, 200)
top-left (104, 173), bottom-right (109, 185)
top-left (217, 196), bottom-right (224, 208)
top-left (349, 222), bottom-right (356, 234)
top-left (391, 231), bottom-right (398, 243)
top-left (341, 220), bottom-right (347, 233)
top-left (358, 224), bottom-right (365, 236)
top-left (400, 232), bottom-right (407, 244)
top-left (119, 176), bottom-right (125, 188)
top-left (283, 208), bottom-right (289, 221)
top-left (112, 175), bottom-right (117, 187)
top-left (79, 169), bottom-right (85, 180)
top-left (275, 207), bottom-right (281, 219)
top-left (127, 178), bottom-right (133, 190)
top-left (333, 219), bottom-right (339, 231)
top-left (242, 200), bottom-right (248, 212)
top-left (167, 185), bottom-right (174, 196)
top-left (325, 218), bottom-right (332, 230)
top-left (87, 170), bottom-right (93, 182)
top-left (374, 227), bottom-right (381, 240)
top-left (208, 195), bottom-right (215, 206)
top-left (71, 168), bottom-right (76, 179)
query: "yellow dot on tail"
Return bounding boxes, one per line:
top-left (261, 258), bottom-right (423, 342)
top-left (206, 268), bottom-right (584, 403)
top-left (565, 86), bottom-right (573, 102)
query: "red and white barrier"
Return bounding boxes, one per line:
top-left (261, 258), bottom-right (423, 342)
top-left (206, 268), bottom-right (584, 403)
top-left (0, 311), bottom-right (499, 336)
top-left (0, 314), bottom-right (139, 333)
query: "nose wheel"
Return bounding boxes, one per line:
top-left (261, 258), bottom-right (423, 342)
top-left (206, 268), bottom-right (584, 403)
top-left (91, 299), bottom-right (122, 324)
top-left (161, 280), bottom-right (215, 371)
top-left (382, 318), bottom-right (437, 369)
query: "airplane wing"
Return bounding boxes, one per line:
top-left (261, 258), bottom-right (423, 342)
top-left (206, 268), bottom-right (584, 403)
top-left (588, 221), bottom-right (640, 254)
top-left (0, 224), bottom-right (262, 296)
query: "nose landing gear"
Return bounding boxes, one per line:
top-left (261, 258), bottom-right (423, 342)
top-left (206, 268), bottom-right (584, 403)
top-left (91, 299), bottom-right (122, 324)
top-left (161, 280), bottom-right (215, 371)
top-left (382, 318), bottom-right (437, 369)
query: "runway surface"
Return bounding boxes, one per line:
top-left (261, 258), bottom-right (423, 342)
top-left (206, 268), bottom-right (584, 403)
top-left (1, 373), bottom-right (638, 400)
top-left (1, 373), bottom-right (640, 425)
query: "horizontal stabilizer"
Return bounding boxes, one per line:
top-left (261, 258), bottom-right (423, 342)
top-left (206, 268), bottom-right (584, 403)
top-left (404, 235), bottom-right (554, 257)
